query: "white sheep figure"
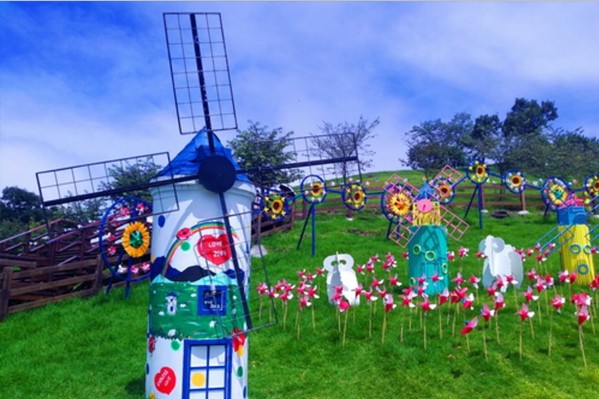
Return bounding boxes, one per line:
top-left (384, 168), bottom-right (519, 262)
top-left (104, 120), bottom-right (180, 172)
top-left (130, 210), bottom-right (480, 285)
top-left (479, 235), bottom-right (523, 292)
top-left (323, 253), bottom-right (360, 306)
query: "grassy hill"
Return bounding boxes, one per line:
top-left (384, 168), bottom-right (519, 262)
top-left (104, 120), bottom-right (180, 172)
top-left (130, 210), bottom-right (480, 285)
top-left (0, 209), bottom-right (598, 399)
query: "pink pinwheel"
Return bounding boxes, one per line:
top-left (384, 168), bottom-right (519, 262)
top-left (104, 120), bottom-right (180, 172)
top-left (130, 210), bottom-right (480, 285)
top-left (534, 243), bottom-right (542, 252)
top-left (516, 303), bottom-right (535, 321)
top-left (572, 292), bottom-right (592, 308)
top-left (438, 288), bottom-right (450, 306)
top-left (299, 295), bottom-right (312, 309)
top-left (460, 317), bottom-right (478, 335)
top-left (416, 274), bottom-right (428, 287)
top-left (576, 305), bottom-right (590, 326)
top-left (461, 293), bottom-right (475, 310)
top-left (590, 276), bottom-right (599, 291)
top-left (559, 270), bottom-right (577, 284)
top-left (447, 250), bottom-right (456, 261)
top-left (535, 253), bottom-right (547, 263)
top-left (298, 269), bottom-right (306, 279)
top-left (376, 287), bottom-right (388, 300)
top-left (296, 282), bottom-right (308, 297)
top-left (315, 267), bottom-right (325, 277)
top-left (383, 252), bottom-right (397, 269)
top-left (371, 277), bottom-right (383, 289)
top-left (480, 304), bottom-right (495, 322)
top-left (487, 283), bottom-right (498, 298)
top-left (526, 248), bottom-right (535, 257)
top-left (505, 274), bottom-right (518, 287)
top-left (544, 273), bottom-right (555, 289)
top-left (108, 233), bottom-right (116, 242)
top-left (451, 286), bottom-right (468, 304)
top-left (362, 289), bottom-right (379, 303)
top-left (402, 251), bottom-right (409, 260)
top-left (370, 254), bottom-right (381, 263)
top-left (388, 274), bottom-right (402, 287)
top-left (415, 285), bottom-right (427, 297)
top-left (431, 272), bottom-right (443, 284)
top-left (366, 260), bottom-right (375, 274)
top-left (452, 272), bottom-right (464, 286)
top-left (419, 295), bottom-right (437, 313)
top-left (469, 274), bottom-right (481, 289)
top-left (551, 294), bottom-right (566, 313)
top-left (591, 246), bottom-right (598, 255)
top-left (458, 246), bottom-right (469, 258)
top-left (494, 292), bottom-right (505, 311)
top-left (476, 251), bottom-right (485, 259)
top-left (353, 284), bottom-right (364, 297)
top-left (303, 271), bottom-right (315, 282)
top-left (522, 286), bottom-right (539, 303)
top-left (526, 268), bottom-right (538, 281)
top-left (267, 287), bottom-right (279, 299)
top-left (332, 291), bottom-right (343, 304)
top-left (140, 262), bottom-right (151, 273)
top-left (256, 282), bottom-right (269, 296)
top-left (135, 202), bottom-right (146, 214)
top-left (130, 265), bottom-right (139, 274)
top-left (383, 293), bottom-right (396, 313)
top-left (337, 299), bottom-right (350, 312)
top-left (108, 246), bottom-right (117, 256)
top-left (356, 264), bottom-right (366, 274)
top-left (399, 290), bottom-right (416, 308)
top-left (494, 275), bottom-right (505, 291)
top-left (306, 285), bottom-right (319, 299)
top-left (534, 276), bottom-right (547, 293)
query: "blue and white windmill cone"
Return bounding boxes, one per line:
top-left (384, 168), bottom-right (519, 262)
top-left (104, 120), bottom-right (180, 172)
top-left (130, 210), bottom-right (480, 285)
top-left (146, 131), bottom-right (255, 399)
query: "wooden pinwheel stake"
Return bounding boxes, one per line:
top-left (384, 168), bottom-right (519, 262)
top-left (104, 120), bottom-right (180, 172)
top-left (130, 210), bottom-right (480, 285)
top-left (516, 304), bottom-right (535, 360)
top-left (548, 294), bottom-right (565, 356)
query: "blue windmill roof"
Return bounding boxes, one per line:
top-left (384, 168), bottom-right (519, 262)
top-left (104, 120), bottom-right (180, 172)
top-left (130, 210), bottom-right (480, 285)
top-left (157, 128), bottom-right (251, 183)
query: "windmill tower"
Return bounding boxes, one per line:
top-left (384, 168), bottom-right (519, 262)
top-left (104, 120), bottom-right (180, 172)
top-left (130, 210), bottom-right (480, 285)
top-left (533, 177), bottom-right (597, 285)
top-left (383, 166), bottom-right (469, 295)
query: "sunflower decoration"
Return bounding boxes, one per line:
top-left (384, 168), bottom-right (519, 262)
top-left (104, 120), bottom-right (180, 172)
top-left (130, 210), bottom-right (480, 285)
top-left (122, 221), bottom-right (151, 258)
top-left (342, 182), bottom-right (367, 211)
top-left (388, 191), bottom-right (412, 219)
top-left (503, 169), bottom-right (527, 194)
top-left (584, 174), bottom-right (599, 198)
top-left (466, 159), bottom-right (489, 185)
top-left (541, 177), bottom-right (570, 210)
top-left (431, 177), bottom-right (455, 204)
top-left (301, 175), bottom-right (327, 203)
top-left (262, 192), bottom-right (288, 221)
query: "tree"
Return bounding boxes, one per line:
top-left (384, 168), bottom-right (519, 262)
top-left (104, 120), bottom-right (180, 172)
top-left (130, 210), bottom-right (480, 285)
top-left (495, 98), bottom-right (558, 175)
top-left (546, 128), bottom-right (599, 180)
top-left (311, 116), bottom-right (380, 183)
top-left (228, 121), bottom-right (302, 188)
top-left (0, 186), bottom-right (45, 240)
top-left (462, 114), bottom-right (502, 161)
top-left (98, 158), bottom-right (162, 203)
top-left (400, 113), bottom-right (472, 177)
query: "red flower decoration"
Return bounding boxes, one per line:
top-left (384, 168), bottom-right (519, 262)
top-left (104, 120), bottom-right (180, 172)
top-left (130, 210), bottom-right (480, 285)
top-left (176, 227), bottom-right (192, 240)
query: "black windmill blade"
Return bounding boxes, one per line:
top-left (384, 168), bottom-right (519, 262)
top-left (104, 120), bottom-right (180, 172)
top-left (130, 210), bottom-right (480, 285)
top-left (163, 12), bottom-right (255, 330)
top-left (36, 152), bottom-right (178, 219)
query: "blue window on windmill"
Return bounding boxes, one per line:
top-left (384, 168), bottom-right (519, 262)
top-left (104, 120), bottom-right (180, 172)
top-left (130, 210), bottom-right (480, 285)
top-left (557, 206), bottom-right (587, 226)
top-left (198, 285), bottom-right (228, 316)
top-left (183, 339), bottom-right (232, 399)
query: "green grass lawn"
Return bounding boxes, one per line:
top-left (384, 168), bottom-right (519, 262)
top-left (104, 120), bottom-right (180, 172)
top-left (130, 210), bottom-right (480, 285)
top-left (1, 209), bottom-right (598, 399)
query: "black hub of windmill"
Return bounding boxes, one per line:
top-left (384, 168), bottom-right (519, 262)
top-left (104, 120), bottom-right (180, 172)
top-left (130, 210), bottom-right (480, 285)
top-left (198, 155), bottom-right (237, 194)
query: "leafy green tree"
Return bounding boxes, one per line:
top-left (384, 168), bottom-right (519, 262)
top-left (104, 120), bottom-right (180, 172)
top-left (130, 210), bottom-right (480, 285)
top-left (401, 113), bottom-right (472, 177)
top-left (97, 158), bottom-right (162, 203)
top-left (463, 114), bottom-right (502, 161)
top-left (228, 121), bottom-right (302, 188)
top-left (547, 128), bottom-right (599, 180)
top-left (311, 116), bottom-right (379, 183)
top-left (0, 186), bottom-right (45, 240)
top-left (495, 98), bottom-right (558, 175)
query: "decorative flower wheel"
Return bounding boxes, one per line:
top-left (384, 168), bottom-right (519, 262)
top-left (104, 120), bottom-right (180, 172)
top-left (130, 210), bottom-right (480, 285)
top-left (503, 169), bottom-right (527, 194)
top-left (431, 176), bottom-right (455, 204)
top-left (466, 160), bottom-right (489, 185)
top-left (301, 175), bottom-right (327, 204)
top-left (98, 197), bottom-right (153, 295)
top-left (342, 182), bottom-right (367, 211)
top-left (584, 174), bottom-right (599, 198)
top-left (381, 183), bottom-right (414, 223)
top-left (541, 177), bottom-right (570, 210)
top-left (261, 190), bottom-right (289, 221)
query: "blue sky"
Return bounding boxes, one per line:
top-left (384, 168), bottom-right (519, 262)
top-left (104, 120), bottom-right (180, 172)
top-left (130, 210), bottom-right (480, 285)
top-left (1, 2), bottom-right (599, 194)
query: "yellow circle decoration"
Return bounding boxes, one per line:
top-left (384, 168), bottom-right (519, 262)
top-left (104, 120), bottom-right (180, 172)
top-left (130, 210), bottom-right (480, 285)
top-left (344, 183), bottom-right (366, 210)
top-left (389, 192), bottom-right (411, 218)
top-left (467, 160), bottom-right (489, 184)
top-left (191, 372), bottom-right (206, 387)
top-left (122, 221), bottom-right (150, 258)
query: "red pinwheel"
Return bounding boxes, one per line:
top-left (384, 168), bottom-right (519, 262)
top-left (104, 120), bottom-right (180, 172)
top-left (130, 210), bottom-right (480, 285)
top-left (516, 303), bottom-right (535, 321)
top-left (438, 288), bottom-right (450, 306)
top-left (388, 274), bottom-right (401, 287)
top-left (522, 286), bottom-right (539, 303)
top-left (452, 272), bottom-right (464, 286)
top-left (590, 276), bottom-right (599, 291)
top-left (494, 292), bottom-right (505, 311)
top-left (362, 289), bottom-right (379, 303)
top-left (419, 295), bottom-right (437, 313)
top-left (460, 317), bottom-right (478, 335)
top-left (447, 250), bottom-right (455, 261)
top-left (572, 292), bottom-right (592, 308)
top-left (469, 274), bottom-right (481, 289)
top-left (458, 246), bottom-right (469, 258)
top-left (337, 299), bottom-right (350, 312)
top-left (462, 293), bottom-right (475, 310)
top-left (576, 305), bottom-right (590, 326)
top-left (526, 268), bottom-right (538, 281)
top-left (551, 294), bottom-right (565, 313)
top-left (371, 277), bottom-right (383, 289)
top-left (480, 304), bottom-right (495, 322)
top-left (431, 272), bottom-right (443, 284)
top-left (487, 283), bottom-right (498, 298)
